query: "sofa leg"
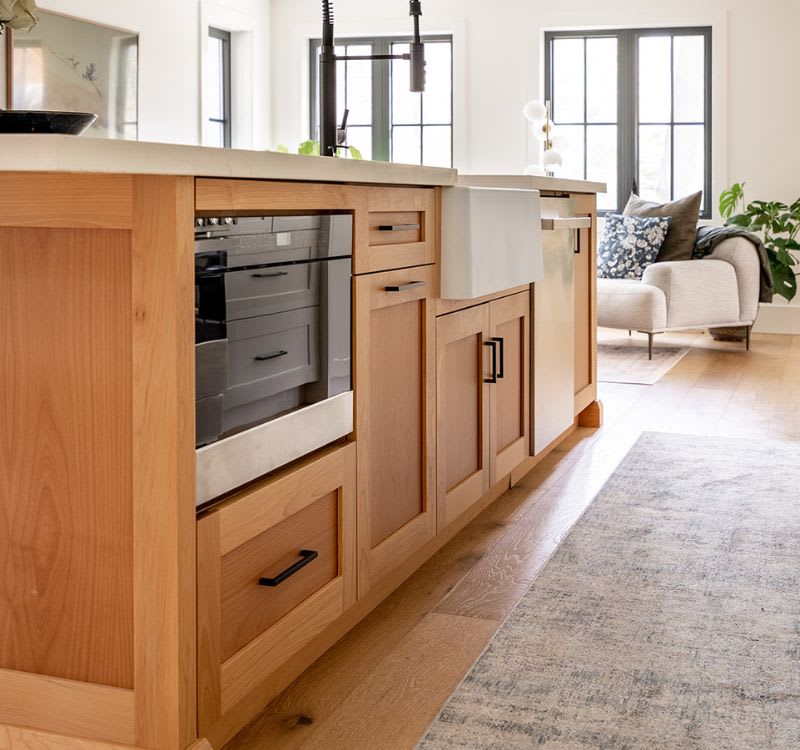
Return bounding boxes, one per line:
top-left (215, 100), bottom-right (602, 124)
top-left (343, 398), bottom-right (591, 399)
top-left (746, 325), bottom-right (752, 352)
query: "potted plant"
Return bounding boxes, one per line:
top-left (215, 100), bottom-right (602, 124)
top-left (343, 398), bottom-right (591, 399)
top-left (719, 183), bottom-right (800, 302)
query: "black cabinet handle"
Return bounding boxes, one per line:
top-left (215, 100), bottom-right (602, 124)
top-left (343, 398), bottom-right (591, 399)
top-left (492, 337), bottom-right (505, 379)
top-left (378, 223), bottom-right (421, 232)
top-left (252, 271), bottom-right (289, 278)
top-left (385, 281), bottom-right (425, 293)
top-left (484, 340), bottom-right (498, 384)
top-left (258, 549), bottom-right (318, 587)
top-left (254, 350), bottom-right (288, 362)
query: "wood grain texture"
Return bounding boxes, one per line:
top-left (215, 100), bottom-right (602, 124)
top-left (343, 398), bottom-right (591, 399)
top-left (198, 444), bottom-right (357, 735)
top-left (194, 179), bottom-right (363, 215)
top-left (578, 400), bottom-right (604, 428)
top-left (0, 723), bottom-right (138, 750)
top-left (0, 174), bottom-right (134, 230)
top-left (271, 613), bottom-right (497, 750)
top-left (434, 285), bottom-right (530, 318)
top-left (358, 187), bottom-right (436, 274)
top-left (355, 266), bottom-right (437, 597)
top-left (0, 671), bottom-right (135, 746)
top-left (130, 176), bottom-right (197, 750)
top-left (220, 493), bottom-right (339, 661)
top-left (0, 227), bottom-right (134, 688)
top-left (435, 305), bottom-right (490, 531)
top-left (489, 292), bottom-right (531, 483)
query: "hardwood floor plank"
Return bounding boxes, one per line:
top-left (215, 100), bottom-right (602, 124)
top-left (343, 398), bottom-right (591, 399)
top-left (292, 614), bottom-right (497, 750)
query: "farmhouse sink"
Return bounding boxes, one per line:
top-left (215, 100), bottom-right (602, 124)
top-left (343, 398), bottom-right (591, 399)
top-left (440, 186), bottom-right (543, 300)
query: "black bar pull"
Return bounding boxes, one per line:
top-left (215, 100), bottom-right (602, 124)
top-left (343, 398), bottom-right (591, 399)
top-left (378, 223), bottom-right (421, 232)
top-left (252, 271), bottom-right (289, 278)
top-left (258, 549), bottom-right (318, 587)
top-left (492, 337), bottom-right (505, 379)
top-left (254, 350), bottom-right (288, 362)
top-left (484, 340), bottom-right (498, 384)
top-left (385, 280), bottom-right (425, 292)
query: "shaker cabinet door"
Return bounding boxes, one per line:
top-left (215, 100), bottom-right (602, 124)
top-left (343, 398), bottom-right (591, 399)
top-left (489, 291), bottom-right (531, 485)
top-left (436, 304), bottom-right (492, 531)
top-left (354, 265), bottom-right (437, 597)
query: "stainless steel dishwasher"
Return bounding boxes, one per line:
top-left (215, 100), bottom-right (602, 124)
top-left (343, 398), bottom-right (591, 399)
top-left (532, 198), bottom-right (593, 454)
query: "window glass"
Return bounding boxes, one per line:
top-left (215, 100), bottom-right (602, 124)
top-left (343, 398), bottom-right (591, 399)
top-left (311, 36), bottom-right (453, 167)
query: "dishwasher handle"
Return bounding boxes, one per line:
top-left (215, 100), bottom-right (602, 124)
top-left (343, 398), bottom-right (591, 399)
top-left (540, 217), bottom-right (593, 232)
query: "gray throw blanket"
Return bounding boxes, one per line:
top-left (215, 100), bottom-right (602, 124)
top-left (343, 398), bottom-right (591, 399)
top-left (693, 225), bottom-right (773, 303)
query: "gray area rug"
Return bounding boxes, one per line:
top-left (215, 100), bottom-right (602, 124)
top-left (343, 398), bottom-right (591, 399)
top-left (598, 343), bottom-right (690, 385)
top-left (418, 432), bottom-right (800, 749)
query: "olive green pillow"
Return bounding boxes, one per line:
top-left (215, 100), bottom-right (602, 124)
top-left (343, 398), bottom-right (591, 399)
top-left (623, 191), bottom-right (702, 262)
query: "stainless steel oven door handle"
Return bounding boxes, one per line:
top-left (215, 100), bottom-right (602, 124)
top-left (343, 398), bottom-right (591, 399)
top-left (540, 217), bottom-right (593, 231)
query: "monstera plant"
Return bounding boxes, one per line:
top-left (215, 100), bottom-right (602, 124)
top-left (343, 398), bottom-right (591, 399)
top-left (720, 182), bottom-right (800, 302)
top-left (0, 0), bottom-right (38, 33)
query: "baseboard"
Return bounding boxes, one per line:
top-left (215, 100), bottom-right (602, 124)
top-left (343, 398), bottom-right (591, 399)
top-left (753, 303), bottom-right (800, 335)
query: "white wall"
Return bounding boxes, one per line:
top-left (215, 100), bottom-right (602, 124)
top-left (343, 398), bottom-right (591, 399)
top-left (21, 0), bottom-right (270, 146)
top-left (269, 0), bottom-right (799, 207)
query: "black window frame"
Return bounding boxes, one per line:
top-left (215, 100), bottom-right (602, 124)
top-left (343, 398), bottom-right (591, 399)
top-left (544, 27), bottom-right (712, 218)
top-left (208, 26), bottom-right (232, 149)
top-left (309, 34), bottom-right (454, 166)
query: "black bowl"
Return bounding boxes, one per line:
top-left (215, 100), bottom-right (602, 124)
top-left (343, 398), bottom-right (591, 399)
top-left (0, 110), bottom-right (98, 135)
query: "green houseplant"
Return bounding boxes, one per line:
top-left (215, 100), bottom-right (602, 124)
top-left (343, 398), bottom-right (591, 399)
top-left (719, 182), bottom-right (800, 303)
top-left (276, 140), bottom-right (363, 160)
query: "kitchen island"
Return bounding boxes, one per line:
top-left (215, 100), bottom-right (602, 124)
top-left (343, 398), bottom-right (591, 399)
top-left (0, 138), bottom-right (603, 750)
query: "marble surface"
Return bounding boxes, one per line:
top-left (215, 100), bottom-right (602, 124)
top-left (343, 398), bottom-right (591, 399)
top-left (0, 135), bottom-right (605, 193)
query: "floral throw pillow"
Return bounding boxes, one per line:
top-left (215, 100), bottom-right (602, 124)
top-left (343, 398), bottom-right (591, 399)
top-left (597, 214), bottom-right (672, 280)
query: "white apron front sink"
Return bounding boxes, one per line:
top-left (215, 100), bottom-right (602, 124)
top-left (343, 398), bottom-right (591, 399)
top-left (440, 186), bottom-right (543, 300)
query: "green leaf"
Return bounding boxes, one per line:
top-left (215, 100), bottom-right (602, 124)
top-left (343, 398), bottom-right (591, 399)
top-left (770, 262), bottom-right (798, 303)
top-left (726, 213), bottom-right (752, 229)
top-left (298, 139), bottom-right (321, 156)
top-left (719, 182), bottom-right (745, 219)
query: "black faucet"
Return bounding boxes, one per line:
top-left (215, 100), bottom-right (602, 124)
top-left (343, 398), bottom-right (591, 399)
top-left (319, 0), bottom-right (426, 157)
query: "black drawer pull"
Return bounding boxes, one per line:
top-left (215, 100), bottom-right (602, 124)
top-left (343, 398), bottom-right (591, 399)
top-left (378, 223), bottom-right (421, 232)
top-left (258, 549), bottom-right (319, 587)
top-left (254, 350), bottom-right (288, 362)
top-left (492, 336), bottom-right (505, 379)
top-left (385, 280), bottom-right (425, 293)
top-left (252, 271), bottom-right (289, 278)
top-left (484, 340), bottom-right (498, 384)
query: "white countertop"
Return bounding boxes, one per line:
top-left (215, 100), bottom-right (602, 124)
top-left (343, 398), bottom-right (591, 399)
top-left (459, 174), bottom-right (607, 194)
top-left (0, 134), bottom-right (605, 193)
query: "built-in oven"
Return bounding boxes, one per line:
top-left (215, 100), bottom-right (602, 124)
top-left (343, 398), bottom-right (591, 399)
top-left (194, 213), bottom-right (353, 507)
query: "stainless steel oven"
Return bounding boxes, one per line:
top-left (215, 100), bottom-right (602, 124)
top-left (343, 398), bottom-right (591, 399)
top-left (194, 213), bottom-right (353, 507)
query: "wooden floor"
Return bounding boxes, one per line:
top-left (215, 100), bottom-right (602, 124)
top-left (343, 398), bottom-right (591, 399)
top-left (226, 329), bottom-right (800, 750)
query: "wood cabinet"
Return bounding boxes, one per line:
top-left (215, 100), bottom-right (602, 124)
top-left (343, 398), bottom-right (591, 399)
top-left (436, 291), bottom-right (530, 530)
top-left (489, 292), bottom-right (531, 482)
top-left (354, 265), bottom-right (437, 597)
top-left (196, 443), bottom-right (356, 735)
top-left (436, 304), bottom-right (491, 529)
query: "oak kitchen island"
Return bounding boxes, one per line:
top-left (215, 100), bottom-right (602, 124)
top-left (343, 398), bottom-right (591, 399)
top-left (0, 137), bottom-right (604, 750)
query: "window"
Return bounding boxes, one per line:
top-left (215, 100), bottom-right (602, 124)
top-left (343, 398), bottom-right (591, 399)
top-left (545, 28), bottom-right (712, 216)
top-left (206, 27), bottom-right (232, 148)
top-left (310, 36), bottom-right (453, 167)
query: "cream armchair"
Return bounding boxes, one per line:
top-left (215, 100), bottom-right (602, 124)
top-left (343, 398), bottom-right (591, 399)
top-left (597, 236), bottom-right (761, 358)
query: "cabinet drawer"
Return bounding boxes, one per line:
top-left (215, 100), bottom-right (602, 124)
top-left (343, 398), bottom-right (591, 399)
top-left (356, 187), bottom-right (436, 274)
top-left (225, 307), bottom-right (320, 411)
top-left (197, 443), bottom-right (356, 731)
